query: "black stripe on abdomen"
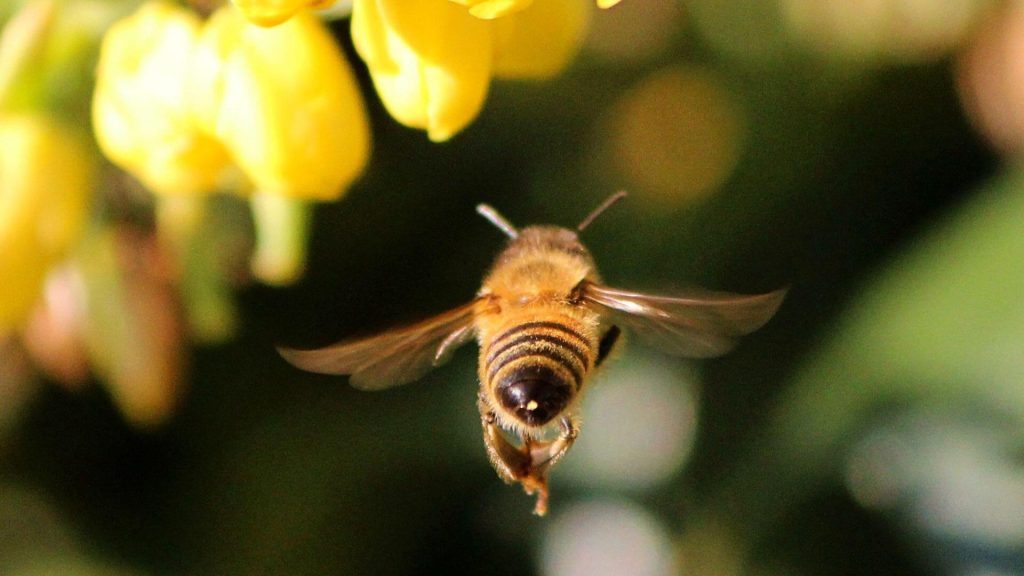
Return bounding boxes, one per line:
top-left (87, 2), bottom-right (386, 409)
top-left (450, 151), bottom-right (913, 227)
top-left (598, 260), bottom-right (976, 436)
top-left (486, 332), bottom-right (588, 371)
top-left (485, 320), bottom-right (591, 392)
top-left (487, 345), bottom-right (584, 386)
top-left (489, 321), bottom-right (589, 351)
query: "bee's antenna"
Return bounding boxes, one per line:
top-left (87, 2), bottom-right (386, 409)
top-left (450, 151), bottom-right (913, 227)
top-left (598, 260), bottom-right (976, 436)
top-left (476, 204), bottom-right (519, 239)
top-left (577, 191), bottom-right (627, 232)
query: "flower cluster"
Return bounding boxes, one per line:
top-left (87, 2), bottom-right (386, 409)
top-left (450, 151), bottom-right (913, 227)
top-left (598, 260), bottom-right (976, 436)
top-left (232, 0), bottom-right (608, 141)
top-left (1, 0), bottom-right (608, 427)
top-left (93, 0), bottom-right (370, 285)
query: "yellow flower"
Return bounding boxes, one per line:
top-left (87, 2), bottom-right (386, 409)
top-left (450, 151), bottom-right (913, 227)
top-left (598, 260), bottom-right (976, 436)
top-left (92, 0), bottom-right (231, 196)
top-left (596, 0), bottom-right (622, 8)
top-left (352, 0), bottom-right (589, 141)
top-left (352, 0), bottom-right (490, 142)
top-left (0, 114), bottom-right (93, 329)
top-left (231, 0), bottom-right (337, 28)
top-left (190, 6), bottom-right (370, 201)
top-left (95, 3), bottom-right (370, 285)
top-left (190, 6), bottom-right (370, 284)
top-left (491, 0), bottom-right (590, 79)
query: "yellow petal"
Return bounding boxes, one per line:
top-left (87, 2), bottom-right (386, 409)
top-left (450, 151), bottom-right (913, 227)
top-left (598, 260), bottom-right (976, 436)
top-left (493, 0), bottom-right (590, 79)
top-left (0, 0), bottom-right (56, 109)
top-left (231, 0), bottom-right (337, 27)
top-left (448, 0), bottom-right (534, 19)
top-left (191, 7), bottom-right (370, 200)
top-left (92, 1), bottom-right (230, 196)
top-left (0, 115), bottom-right (93, 328)
top-left (231, 0), bottom-right (309, 26)
top-left (352, 0), bottom-right (493, 141)
top-left (597, 0), bottom-right (622, 8)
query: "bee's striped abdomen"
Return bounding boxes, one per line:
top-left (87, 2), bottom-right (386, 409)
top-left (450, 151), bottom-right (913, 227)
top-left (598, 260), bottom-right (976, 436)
top-left (483, 319), bottom-right (594, 426)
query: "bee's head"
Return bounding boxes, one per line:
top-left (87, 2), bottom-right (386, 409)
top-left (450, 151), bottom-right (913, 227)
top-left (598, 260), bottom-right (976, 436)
top-left (496, 365), bottom-right (572, 427)
top-left (511, 226), bottom-right (590, 259)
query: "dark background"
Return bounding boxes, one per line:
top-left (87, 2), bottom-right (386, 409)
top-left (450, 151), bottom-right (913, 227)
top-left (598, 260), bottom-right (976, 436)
top-left (4, 2), bottom-right (1024, 575)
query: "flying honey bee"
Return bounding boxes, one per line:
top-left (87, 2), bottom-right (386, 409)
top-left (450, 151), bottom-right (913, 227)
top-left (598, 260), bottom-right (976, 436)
top-left (279, 192), bottom-right (785, 515)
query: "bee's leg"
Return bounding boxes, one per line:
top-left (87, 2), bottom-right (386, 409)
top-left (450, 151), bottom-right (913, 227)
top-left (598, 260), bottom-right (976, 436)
top-left (478, 391), bottom-right (531, 483)
top-left (519, 467), bottom-right (550, 517)
top-left (529, 414), bottom-right (579, 471)
top-left (519, 416), bottom-right (579, 516)
top-left (595, 325), bottom-right (621, 367)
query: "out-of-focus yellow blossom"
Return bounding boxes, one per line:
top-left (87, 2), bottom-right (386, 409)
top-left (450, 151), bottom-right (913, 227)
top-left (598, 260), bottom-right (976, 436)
top-left (0, 0), bottom-right (55, 109)
top-left (0, 114), bottom-right (93, 329)
top-left (190, 6), bottom-right (370, 201)
top-left (597, 0), bottom-right (622, 8)
top-left (352, 0), bottom-right (588, 141)
top-left (231, 0), bottom-right (337, 27)
top-left (190, 5), bottom-right (371, 284)
top-left (352, 0), bottom-right (490, 141)
top-left (92, 1), bottom-right (232, 196)
top-left (491, 0), bottom-right (590, 79)
top-left (94, 2), bottom-right (369, 286)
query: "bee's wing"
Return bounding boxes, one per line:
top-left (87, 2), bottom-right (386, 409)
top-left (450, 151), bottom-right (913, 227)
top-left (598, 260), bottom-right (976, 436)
top-left (278, 300), bottom-right (480, 390)
top-left (580, 281), bottom-right (786, 358)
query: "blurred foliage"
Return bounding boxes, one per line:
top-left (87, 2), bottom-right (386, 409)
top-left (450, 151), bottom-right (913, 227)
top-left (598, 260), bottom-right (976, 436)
top-left (1, 0), bottom-right (1022, 575)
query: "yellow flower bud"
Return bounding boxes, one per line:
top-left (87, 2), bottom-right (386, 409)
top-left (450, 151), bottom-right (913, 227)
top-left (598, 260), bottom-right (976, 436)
top-left (231, 0), bottom-right (337, 27)
top-left (0, 114), bottom-right (93, 328)
top-left (352, 0), bottom-right (492, 142)
top-left (492, 0), bottom-right (589, 79)
top-left (92, 1), bottom-right (231, 196)
top-left (448, 0), bottom-right (533, 19)
top-left (190, 6), bottom-right (370, 200)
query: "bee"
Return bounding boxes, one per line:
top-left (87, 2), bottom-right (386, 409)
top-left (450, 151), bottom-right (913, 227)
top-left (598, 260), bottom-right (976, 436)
top-left (279, 192), bottom-right (785, 515)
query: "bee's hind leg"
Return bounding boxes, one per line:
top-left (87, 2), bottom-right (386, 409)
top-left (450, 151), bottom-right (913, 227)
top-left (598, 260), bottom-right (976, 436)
top-left (478, 391), bottom-right (532, 483)
top-left (520, 415), bottom-right (580, 516)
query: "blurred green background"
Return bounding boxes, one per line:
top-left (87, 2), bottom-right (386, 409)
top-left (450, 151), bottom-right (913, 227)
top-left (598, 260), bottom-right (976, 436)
top-left (4, 0), bottom-right (1024, 575)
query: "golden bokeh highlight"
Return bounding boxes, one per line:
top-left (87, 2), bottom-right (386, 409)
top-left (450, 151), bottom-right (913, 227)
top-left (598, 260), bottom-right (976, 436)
top-left (601, 65), bottom-right (744, 205)
top-left (780, 0), bottom-right (989, 63)
top-left (688, 0), bottom-right (990, 66)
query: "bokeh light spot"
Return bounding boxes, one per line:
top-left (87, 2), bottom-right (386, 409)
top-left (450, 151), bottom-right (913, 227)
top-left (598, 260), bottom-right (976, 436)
top-left (956, 2), bottom-right (1024, 155)
top-left (781, 0), bottom-right (987, 63)
top-left (540, 499), bottom-right (677, 576)
top-left (845, 411), bottom-right (1024, 548)
top-left (562, 353), bottom-right (698, 491)
top-left (600, 65), bottom-right (744, 206)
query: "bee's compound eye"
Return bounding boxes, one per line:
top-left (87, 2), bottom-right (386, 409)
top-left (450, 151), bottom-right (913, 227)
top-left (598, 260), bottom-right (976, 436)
top-left (496, 367), bottom-right (571, 426)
